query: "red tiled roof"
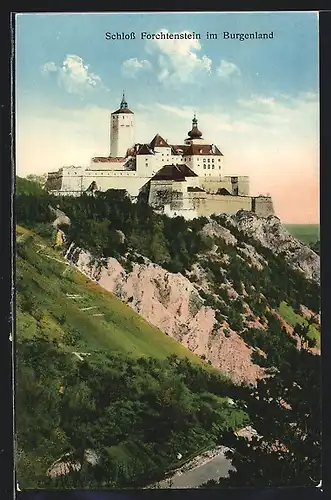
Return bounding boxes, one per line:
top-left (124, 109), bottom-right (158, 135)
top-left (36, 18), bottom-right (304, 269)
top-left (149, 134), bottom-right (170, 149)
top-left (111, 108), bottom-right (134, 114)
top-left (151, 163), bottom-right (198, 181)
top-left (182, 144), bottom-right (223, 156)
top-left (170, 145), bottom-right (181, 155)
top-left (171, 145), bottom-right (186, 154)
top-left (217, 188), bottom-right (232, 195)
top-left (136, 144), bottom-right (154, 155)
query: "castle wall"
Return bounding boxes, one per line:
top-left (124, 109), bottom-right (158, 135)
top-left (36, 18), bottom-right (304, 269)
top-left (185, 155), bottom-right (223, 178)
top-left (200, 177), bottom-right (232, 194)
top-left (81, 171), bottom-right (145, 196)
top-left (190, 193), bottom-right (252, 216)
top-left (253, 196), bottom-right (275, 217)
top-left (163, 204), bottom-right (198, 220)
top-left (61, 166), bottom-right (85, 191)
top-left (148, 180), bottom-right (185, 210)
top-left (200, 176), bottom-right (250, 195)
top-left (136, 155), bottom-right (160, 177)
top-left (45, 171), bottom-right (63, 191)
top-left (89, 159), bottom-right (127, 171)
top-left (223, 176), bottom-right (250, 196)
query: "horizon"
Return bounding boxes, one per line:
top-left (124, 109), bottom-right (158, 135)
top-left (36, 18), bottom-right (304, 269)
top-left (15, 11), bottom-right (319, 224)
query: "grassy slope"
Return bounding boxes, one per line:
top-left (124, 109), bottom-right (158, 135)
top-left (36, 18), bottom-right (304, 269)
top-left (17, 226), bottom-right (243, 487)
top-left (284, 224), bottom-right (320, 245)
top-left (16, 225), bottom-right (203, 364)
top-left (278, 301), bottom-right (320, 346)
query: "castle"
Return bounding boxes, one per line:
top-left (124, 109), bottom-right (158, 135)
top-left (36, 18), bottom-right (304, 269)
top-left (45, 94), bottom-right (274, 219)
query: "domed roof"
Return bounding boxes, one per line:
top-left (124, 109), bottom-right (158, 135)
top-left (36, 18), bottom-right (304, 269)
top-left (187, 114), bottom-right (203, 139)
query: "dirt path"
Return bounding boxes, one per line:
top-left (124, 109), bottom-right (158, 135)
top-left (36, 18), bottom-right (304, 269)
top-left (146, 445), bottom-right (233, 489)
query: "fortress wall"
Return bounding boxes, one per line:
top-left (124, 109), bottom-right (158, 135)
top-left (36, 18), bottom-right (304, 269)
top-left (45, 172), bottom-right (63, 191)
top-left (62, 175), bottom-right (83, 191)
top-left (200, 175), bottom-right (250, 196)
top-left (163, 204), bottom-right (198, 220)
top-left (253, 196), bottom-right (275, 217)
top-left (89, 160), bottom-right (127, 171)
top-left (237, 177), bottom-right (250, 196)
top-left (186, 176), bottom-right (200, 188)
top-left (81, 173), bottom-right (145, 196)
top-left (200, 177), bottom-right (232, 194)
top-left (190, 193), bottom-right (252, 216)
top-left (149, 180), bottom-right (185, 210)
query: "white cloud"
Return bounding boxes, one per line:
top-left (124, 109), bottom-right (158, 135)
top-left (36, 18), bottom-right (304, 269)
top-left (145, 29), bottom-right (212, 85)
top-left (216, 60), bottom-right (241, 79)
top-left (237, 92), bottom-right (319, 130)
top-left (41, 55), bottom-right (103, 94)
top-left (121, 57), bottom-right (152, 78)
top-left (155, 103), bottom-right (193, 119)
top-left (41, 61), bottom-right (57, 73)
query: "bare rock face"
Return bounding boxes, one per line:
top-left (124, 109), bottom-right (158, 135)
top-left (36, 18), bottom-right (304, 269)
top-left (220, 211), bottom-right (320, 283)
top-left (201, 221), bottom-right (237, 246)
top-left (71, 250), bottom-right (262, 385)
top-left (64, 212), bottom-right (319, 385)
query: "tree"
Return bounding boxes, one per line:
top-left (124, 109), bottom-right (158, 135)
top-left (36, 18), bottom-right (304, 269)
top-left (202, 348), bottom-right (321, 488)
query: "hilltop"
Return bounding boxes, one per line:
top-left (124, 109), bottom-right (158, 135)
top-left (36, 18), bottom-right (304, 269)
top-left (15, 181), bottom-right (321, 488)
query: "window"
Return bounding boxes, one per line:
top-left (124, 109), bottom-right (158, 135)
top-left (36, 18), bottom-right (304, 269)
top-left (208, 158), bottom-right (210, 162)
top-left (212, 158), bottom-right (215, 163)
top-left (203, 165), bottom-right (206, 169)
top-left (212, 165), bottom-right (215, 169)
top-left (203, 158), bottom-right (206, 162)
top-left (208, 165), bottom-right (210, 169)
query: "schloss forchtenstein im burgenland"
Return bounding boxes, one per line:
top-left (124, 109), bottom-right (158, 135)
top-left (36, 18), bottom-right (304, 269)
top-left (45, 93), bottom-right (275, 219)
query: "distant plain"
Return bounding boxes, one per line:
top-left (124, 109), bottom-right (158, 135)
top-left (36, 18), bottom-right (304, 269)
top-left (284, 224), bottom-right (320, 245)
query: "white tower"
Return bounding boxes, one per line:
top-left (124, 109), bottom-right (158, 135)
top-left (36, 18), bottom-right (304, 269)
top-left (110, 93), bottom-right (135, 158)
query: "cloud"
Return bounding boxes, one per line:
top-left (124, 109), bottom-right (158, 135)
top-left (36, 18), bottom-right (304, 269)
top-left (41, 61), bottom-right (57, 73)
top-left (237, 92), bottom-right (319, 131)
top-left (155, 103), bottom-right (193, 119)
top-left (145, 29), bottom-right (212, 85)
top-left (41, 55), bottom-right (103, 94)
top-left (216, 60), bottom-right (241, 79)
top-left (121, 57), bottom-right (152, 78)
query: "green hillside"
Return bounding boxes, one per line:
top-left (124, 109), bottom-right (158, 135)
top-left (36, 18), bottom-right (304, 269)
top-left (16, 225), bottom-right (202, 362)
top-left (15, 182), bottom-right (321, 489)
top-left (16, 176), bottom-right (46, 196)
top-left (17, 225), bottom-right (249, 489)
top-left (284, 224), bottom-right (320, 245)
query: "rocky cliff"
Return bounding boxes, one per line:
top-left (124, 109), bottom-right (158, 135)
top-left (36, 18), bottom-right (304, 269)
top-left (64, 212), bottom-right (320, 385)
top-left (218, 211), bottom-right (319, 284)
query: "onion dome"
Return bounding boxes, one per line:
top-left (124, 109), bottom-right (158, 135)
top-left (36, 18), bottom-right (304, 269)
top-left (187, 113), bottom-right (203, 139)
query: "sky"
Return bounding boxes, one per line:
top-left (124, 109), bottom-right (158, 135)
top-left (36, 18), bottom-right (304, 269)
top-left (15, 11), bottom-right (319, 223)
